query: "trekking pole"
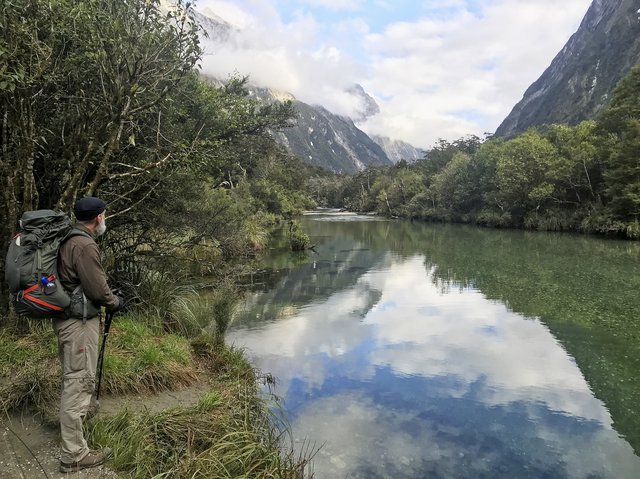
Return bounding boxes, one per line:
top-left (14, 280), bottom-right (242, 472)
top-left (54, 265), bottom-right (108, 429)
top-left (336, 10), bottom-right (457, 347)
top-left (96, 310), bottom-right (114, 401)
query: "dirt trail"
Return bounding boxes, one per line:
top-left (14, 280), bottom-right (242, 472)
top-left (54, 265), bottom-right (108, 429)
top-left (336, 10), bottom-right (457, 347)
top-left (1, 381), bottom-right (213, 478)
top-left (0, 413), bottom-right (115, 479)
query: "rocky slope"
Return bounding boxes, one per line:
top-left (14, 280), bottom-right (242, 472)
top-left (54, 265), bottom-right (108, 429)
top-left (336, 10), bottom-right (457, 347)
top-left (270, 98), bottom-right (392, 173)
top-left (496, 0), bottom-right (640, 137)
top-left (347, 84), bottom-right (381, 122)
top-left (371, 135), bottom-right (425, 163)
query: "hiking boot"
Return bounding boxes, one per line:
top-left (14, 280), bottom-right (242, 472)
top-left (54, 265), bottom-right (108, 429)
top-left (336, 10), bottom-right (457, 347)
top-left (59, 447), bottom-right (112, 473)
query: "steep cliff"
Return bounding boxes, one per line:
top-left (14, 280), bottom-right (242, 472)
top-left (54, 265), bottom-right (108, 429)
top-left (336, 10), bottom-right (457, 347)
top-left (496, 0), bottom-right (640, 137)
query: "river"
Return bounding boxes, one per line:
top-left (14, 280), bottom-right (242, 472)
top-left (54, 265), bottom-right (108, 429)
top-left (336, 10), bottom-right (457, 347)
top-left (226, 212), bottom-right (640, 479)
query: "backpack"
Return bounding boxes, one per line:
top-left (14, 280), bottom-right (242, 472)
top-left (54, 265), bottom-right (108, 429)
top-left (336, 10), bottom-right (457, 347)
top-left (4, 209), bottom-right (89, 318)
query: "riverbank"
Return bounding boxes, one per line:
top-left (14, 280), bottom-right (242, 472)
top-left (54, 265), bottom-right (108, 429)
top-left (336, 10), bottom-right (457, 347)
top-left (0, 315), bottom-right (311, 478)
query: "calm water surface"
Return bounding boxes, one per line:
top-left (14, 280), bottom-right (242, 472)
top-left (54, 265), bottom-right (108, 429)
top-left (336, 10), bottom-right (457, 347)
top-left (226, 213), bottom-right (640, 479)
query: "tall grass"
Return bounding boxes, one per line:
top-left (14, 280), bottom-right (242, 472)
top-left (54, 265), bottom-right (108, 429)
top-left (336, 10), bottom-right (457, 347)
top-left (126, 266), bottom-right (241, 341)
top-left (0, 322), bottom-right (60, 422)
top-left (87, 390), bottom-right (313, 478)
top-left (129, 268), bottom-right (195, 332)
top-left (0, 317), bottom-right (200, 422)
top-left (167, 284), bottom-right (239, 341)
top-left (289, 221), bottom-right (311, 251)
top-left (88, 338), bottom-right (315, 478)
top-left (102, 318), bottom-right (198, 396)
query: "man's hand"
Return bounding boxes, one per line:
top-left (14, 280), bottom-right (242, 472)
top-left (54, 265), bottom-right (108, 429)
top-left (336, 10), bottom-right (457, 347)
top-left (113, 295), bottom-right (125, 312)
top-left (111, 289), bottom-right (125, 312)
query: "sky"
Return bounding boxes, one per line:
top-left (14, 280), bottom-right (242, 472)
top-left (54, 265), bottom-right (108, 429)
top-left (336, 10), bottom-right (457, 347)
top-left (196, 0), bottom-right (593, 149)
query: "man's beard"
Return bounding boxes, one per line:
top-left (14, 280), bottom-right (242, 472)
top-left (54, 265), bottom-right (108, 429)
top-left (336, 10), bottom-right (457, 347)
top-left (96, 218), bottom-right (107, 236)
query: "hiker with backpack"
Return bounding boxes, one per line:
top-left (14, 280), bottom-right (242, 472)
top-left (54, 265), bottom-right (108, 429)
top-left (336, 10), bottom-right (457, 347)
top-left (5, 197), bottom-right (124, 472)
top-left (52, 197), bottom-right (124, 473)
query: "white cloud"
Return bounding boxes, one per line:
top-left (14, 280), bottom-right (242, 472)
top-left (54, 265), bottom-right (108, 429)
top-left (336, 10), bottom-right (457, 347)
top-left (359, 0), bottom-right (593, 147)
top-left (196, 0), bottom-right (592, 148)
top-left (227, 266), bottom-right (387, 389)
top-left (198, 4), bottom-right (365, 117)
top-left (198, 1), bottom-right (257, 28)
top-left (293, 392), bottom-right (640, 479)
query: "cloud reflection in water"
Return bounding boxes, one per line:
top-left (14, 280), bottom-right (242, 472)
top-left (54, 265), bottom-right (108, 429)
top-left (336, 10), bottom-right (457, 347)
top-left (228, 253), bottom-right (640, 478)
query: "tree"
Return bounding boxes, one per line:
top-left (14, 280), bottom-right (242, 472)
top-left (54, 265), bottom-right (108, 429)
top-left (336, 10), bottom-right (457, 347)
top-left (0, 0), bottom-right (201, 311)
top-left (597, 64), bottom-right (640, 224)
top-left (415, 135), bottom-right (483, 193)
top-left (494, 131), bottom-right (561, 221)
top-left (544, 121), bottom-right (603, 207)
top-left (429, 152), bottom-right (477, 215)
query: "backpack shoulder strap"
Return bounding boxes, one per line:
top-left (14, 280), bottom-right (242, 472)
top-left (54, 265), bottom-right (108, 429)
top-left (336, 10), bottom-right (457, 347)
top-left (61, 228), bottom-right (93, 244)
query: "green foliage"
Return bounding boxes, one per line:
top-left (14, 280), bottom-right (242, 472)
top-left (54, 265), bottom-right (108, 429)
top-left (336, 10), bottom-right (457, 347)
top-left (429, 152), bottom-right (478, 215)
top-left (626, 220), bottom-right (640, 240)
top-left (417, 135), bottom-right (483, 182)
top-left (0, 0), bottom-right (319, 318)
top-left (596, 64), bottom-right (640, 232)
top-left (331, 66), bottom-right (640, 239)
top-left (87, 388), bottom-right (312, 478)
top-left (493, 131), bottom-right (561, 220)
top-left (340, 168), bottom-right (386, 212)
top-left (289, 221), bottom-right (311, 251)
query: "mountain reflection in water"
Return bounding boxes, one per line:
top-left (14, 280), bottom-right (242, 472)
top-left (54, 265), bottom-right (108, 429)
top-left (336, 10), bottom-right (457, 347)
top-left (227, 216), bottom-right (640, 479)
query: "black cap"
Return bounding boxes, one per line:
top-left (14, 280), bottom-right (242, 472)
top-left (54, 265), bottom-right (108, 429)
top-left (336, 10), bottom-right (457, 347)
top-left (74, 197), bottom-right (106, 221)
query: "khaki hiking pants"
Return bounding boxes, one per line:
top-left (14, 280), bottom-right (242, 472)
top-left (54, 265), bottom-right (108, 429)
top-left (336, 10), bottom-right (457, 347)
top-left (52, 316), bottom-right (100, 464)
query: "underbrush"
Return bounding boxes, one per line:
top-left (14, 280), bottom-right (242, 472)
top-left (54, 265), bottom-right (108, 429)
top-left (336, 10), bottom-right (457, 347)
top-left (1, 273), bottom-right (315, 477)
top-left (0, 317), bottom-right (198, 423)
top-left (0, 311), bottom-right (315, 477)
top-left (125, 269), bottom-right (240, 340)
top-left (0, 322), bottom-right (59, 421)
top-left (87, 354), bottom-right (312, 478)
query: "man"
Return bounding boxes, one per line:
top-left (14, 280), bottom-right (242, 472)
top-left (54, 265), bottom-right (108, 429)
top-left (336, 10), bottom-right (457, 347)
top-left (54, 197), bottom-right (124, 473)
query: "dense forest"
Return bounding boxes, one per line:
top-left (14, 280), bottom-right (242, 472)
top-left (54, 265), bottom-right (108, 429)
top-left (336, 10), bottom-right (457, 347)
top-left (0, 0), bottom-right (325, 314)
top-left (317, 64), bottom-right (640, 240)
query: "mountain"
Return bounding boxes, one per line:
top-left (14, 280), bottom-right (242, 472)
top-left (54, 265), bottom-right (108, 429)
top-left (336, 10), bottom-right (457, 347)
top-left (371, 135), bottom-right (425, 164)
top-left (278, 102), bottom-right (391, 172)
top-left (275, 101), bottom-right (391, 172)
top-left (347, 84), bottom-right (381, 122)
top-left (250, 90), bottom-right (392, 172)
top-left (496, 0), bottom-right (640, 137)
top-left (191, 8), bottom-right (394, 173)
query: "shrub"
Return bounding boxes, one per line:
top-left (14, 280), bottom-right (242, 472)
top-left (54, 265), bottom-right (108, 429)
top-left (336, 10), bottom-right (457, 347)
top-left (289, 222), bottom-right (310, 251)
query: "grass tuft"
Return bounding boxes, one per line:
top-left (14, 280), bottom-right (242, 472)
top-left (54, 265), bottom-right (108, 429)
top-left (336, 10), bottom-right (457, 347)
top-left (103, 318), bottom-right (198, 396)
top-left (87, 383), bottom-right (313, 478)
top-left (0, 324), bottom-right (60, 423)
top-left (170, 285), bottom-right (240, 340)
top-left (0, 317), bottom-right (200, 419)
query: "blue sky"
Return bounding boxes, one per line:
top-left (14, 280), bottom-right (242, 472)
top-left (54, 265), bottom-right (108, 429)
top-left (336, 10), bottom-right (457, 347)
top-left (276, 0), bottom-right (466, 33)
top-left (197, 0), bottom-right (593, 148)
